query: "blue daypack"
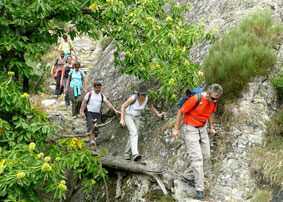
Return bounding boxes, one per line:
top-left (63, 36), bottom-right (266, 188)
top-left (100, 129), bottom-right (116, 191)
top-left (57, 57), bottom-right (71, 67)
top-left (179, 88), bottom-right (204, 109)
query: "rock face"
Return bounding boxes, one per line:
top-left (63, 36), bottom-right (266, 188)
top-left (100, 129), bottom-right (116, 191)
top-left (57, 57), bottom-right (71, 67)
top-left (44, 0), bottom-right (282, 201)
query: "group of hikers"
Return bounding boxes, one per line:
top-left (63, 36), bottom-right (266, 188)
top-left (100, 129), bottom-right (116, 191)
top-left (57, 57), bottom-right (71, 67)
top-left (51, 35), bottom-right (223, 199)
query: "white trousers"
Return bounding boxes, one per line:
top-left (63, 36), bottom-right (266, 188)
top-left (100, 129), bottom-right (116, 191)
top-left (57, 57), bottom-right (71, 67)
top-left (124, 114), bottom-right (143, 156)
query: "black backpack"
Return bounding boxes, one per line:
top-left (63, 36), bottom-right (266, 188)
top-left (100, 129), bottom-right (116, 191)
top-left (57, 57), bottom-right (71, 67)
top-left (64, 64), bottom-right (73, 78)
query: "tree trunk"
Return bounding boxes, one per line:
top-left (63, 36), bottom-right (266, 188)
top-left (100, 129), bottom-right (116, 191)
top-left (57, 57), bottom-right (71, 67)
top-left (23, 76), bottom-right (29, 93)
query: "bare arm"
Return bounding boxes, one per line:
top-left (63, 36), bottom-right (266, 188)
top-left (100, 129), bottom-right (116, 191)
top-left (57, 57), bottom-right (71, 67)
top-left (82, 76), bottom-right (87, 94)
top-left (51, 65), bottom-right (55, 76)
top-left (208, 113), bottom-right (216, 136)
top-left (172, 109), bottom-right (184, 139)
top-left (65, 75), bottom-right (71, 93)
top-left (147, 102), bottom-right (166, 118)
top-left (120, 97), bottom-right (135, 127)
top-left (60, 65), bottom-right (66, 87)
top-left (80, 99), bottom-right (87, 118)
top-left (104, 100), bottom-right (120, 115)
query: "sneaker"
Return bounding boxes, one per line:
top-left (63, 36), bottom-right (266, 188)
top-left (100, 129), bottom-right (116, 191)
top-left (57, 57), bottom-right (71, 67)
top-left (132, 154), bottom-right (141, 162)
top-left (123, 154), bottom-right (131, 160)
top-left (196, 191), bottom-right (204, 199)
top-left (181, 176), bottom-right (195, 187)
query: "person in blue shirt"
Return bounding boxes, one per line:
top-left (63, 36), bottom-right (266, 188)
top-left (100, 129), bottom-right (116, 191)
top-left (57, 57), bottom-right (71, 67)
top-left (65, 62), bottom-right (87, 116)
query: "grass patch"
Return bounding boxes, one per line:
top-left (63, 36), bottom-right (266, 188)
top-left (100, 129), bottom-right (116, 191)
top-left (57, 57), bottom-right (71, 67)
top-left (251, 189), bottom-right (272, 202)
top-left (100, 36), bottom-right (113, 51)
top-left (202, 10), bottom-right (282, 108)
top-left (250, 110), bottom-right (283, 190)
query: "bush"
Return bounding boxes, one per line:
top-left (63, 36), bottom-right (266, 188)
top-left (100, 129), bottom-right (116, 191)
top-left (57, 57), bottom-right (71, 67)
top-left (202, 10), bottom-right (282, 105)
top-left (100, 37), bottom-right (113, 51)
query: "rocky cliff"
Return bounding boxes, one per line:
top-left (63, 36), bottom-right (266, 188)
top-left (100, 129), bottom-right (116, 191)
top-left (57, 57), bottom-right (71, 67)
top-left (45, 0), bottom-right (282, 201)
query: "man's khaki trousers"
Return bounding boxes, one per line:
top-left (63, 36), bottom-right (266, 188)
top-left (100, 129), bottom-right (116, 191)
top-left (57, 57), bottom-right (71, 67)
top-left (181, 124), bottom-right (210, 191)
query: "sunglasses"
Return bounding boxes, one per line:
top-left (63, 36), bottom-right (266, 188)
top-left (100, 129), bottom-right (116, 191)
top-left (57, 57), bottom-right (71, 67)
top-left (210, 95), bottom-right (218, 101)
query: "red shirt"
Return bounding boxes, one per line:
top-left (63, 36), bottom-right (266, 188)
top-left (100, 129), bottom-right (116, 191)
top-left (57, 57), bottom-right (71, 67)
top-left (180, 93), bottom-right (217, 127)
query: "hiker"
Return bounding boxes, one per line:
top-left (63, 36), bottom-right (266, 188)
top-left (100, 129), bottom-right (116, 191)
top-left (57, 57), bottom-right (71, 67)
top-left (80, 82), bottom-right (120, 144)
top-left (51, 51), bottom-right (66, 98)
top-left (172, 84), bottom-right (223, 199)
top-left (58, 34), bottom-right (76, 59)
top-left (65, 62), bottom-right (87, 116)
top-left (120, 85), bottom-right (166, 161)
top-left (60, 55), bottom-right (73, 107)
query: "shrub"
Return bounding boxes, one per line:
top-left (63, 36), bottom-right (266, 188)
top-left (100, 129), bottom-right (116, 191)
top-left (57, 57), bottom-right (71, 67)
top-left (100, 37), bottom-right (113, 51)
top-left (202, 10), bottom-right (282, 106)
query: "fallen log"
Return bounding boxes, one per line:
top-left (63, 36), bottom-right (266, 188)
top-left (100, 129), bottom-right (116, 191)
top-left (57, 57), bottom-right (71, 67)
top-left (99, 155), bottom-right (165, 175)
top-left (92, 154), bottom-right (170, 195)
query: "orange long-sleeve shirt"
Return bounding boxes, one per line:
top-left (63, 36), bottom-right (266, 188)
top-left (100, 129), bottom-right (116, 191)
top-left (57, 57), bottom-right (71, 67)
top-left (180, 93), bottom-right (217, 127)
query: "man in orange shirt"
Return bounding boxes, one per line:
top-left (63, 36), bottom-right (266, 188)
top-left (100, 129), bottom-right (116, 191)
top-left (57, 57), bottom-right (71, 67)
top-left (172, 84), bottom-right (223, 199)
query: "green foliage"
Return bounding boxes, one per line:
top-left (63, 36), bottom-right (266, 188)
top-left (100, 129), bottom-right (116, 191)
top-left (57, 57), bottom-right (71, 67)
top-left (271, 71), bottom-right (283, 101)
top-left (0, 0), bottom-right (214, 99)
top-left (0, 74), bottom-right (106, 201)
top-left (202, 10), bottom-right (282, 103)
top-left (0, 0), bottom-right (97, 92)
top-left (97, 0), bottom-right (212, 100)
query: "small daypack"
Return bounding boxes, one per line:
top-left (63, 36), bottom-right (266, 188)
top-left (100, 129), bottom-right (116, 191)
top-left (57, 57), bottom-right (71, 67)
top-left (179, 88), bottom-right (204, 110)
top-left (84, 91), bottom-right (104, 113)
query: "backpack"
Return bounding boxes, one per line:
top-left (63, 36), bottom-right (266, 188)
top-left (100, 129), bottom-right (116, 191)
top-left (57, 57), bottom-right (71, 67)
top-left (179, 88), bottom-right (204, 110)
top-left (70, 69), bottom-right (83, 80)
top-left (84, 91), bottom-right (104, 113)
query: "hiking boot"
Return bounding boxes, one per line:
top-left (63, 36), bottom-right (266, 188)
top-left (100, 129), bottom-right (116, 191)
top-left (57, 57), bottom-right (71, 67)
top-left (132, 154), bottom-right (141, 162)
top-left (123, 154), bottom-right (131, 160)
top-left (196, 191), bottom-right (204, 199)
top-left (181, 176), bottom-right (195, 187)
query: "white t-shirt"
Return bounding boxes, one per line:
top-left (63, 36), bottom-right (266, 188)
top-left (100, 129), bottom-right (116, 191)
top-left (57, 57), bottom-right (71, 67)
top-left (84, 91), bottom-right (107, 113)
top-left (125, 95), bottom-right (148, 116)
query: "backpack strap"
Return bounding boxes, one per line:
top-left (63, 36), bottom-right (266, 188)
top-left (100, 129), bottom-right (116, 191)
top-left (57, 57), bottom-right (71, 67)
top-left (55, 58), bottom-right (59, 67)
top-left (85, 91), bottom-right (92, 113)
top-left (192, 92), bottom-right (201, 111)
top-left (87, 91), bottom-right (92, 105)
top-left (100, 92), bottom-right (104, 103)
top-left (187, 93), bottom-right (206, 125)
top-left (80, 70), bottom-right (83, 81)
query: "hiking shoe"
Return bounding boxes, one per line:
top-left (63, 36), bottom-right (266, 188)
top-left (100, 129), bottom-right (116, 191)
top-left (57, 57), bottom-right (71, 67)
top-left (90, 140), bottom-right (95, 145)
top-left (123, 154), bottom-right (131, 160)
top-left (181, 176), bottom-right (195, 187)
top-left (196, 191), bottom-right (204, 199)
top-left (133, 154), bottom-right (141, 162)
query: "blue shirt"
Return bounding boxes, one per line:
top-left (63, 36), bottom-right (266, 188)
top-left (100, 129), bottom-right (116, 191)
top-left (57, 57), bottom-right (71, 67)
top-left (69, 70), bottom-right (85, 88)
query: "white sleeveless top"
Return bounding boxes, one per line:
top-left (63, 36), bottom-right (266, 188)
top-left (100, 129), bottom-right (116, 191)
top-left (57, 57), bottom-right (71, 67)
top-left (125, 95), bottom-right (148, 116)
